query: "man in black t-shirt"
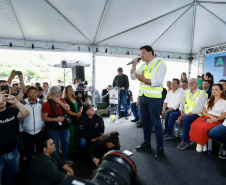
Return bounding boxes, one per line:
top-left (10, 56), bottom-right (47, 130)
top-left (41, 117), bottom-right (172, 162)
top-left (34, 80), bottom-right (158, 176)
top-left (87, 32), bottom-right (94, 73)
top-left (112, 67), bottom-right (129, 119)
top-left (102, 85), bottom-right (111, 105)
top-left (78, 104), bottom-right (105, 165)
top-left (0, 80), bottom-right (30, 185)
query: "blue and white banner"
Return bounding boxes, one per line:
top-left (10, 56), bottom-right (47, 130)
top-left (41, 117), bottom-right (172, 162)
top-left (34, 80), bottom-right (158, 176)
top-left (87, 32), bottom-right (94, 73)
top-left (205, 52), bottom-right (226, 83)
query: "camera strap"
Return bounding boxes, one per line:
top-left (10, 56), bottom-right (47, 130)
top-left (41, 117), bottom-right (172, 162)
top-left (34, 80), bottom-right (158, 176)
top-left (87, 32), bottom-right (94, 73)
top-left (48, 99), bottom-right (66, 116)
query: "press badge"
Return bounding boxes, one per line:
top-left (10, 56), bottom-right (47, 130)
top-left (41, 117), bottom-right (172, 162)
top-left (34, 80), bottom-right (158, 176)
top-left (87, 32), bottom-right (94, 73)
top-left (58, 122), bottom-right (62, 126)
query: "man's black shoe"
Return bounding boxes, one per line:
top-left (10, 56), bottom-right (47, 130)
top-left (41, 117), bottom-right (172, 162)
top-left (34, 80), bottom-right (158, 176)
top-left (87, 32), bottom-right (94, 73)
top-left (136, 121), bottom-right (141, 125)
top-left (136, 142), bottom-right (151, 151)
top-left (163, 130), bottom-right (167, 135)
top-left (155, 147), bottom-right (164, 160)
top-left (131, 118), bottom-right (139, 122)
top-left (137, 123), bottom-right (143, 128)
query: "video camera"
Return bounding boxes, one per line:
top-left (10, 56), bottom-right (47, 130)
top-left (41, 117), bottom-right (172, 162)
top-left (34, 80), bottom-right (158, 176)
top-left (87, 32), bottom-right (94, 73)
top-left (60, 150), bottom-right (137, 185)
top-left (76, 81), bottom-right (88, 93)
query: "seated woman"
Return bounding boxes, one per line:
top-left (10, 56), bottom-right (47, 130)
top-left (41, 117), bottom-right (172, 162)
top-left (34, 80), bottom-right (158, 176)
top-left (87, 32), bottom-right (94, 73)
top-left (87, 131), bottom-right (120, 167)
top-left (63, 85), bottom-right (82, 154)
top-left (208, 119), bottom-right (226, 159)
top-left (190, 84), bottom-right (226, 152)
top-left (28, 138), bottom-right (74, 185)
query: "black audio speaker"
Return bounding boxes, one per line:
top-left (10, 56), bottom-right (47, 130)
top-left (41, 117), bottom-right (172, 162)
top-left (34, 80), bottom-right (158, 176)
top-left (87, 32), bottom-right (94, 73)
top-left (76, 66), bottom-right (85, 81)
top-left (62, 61), bottom-right (67, 68)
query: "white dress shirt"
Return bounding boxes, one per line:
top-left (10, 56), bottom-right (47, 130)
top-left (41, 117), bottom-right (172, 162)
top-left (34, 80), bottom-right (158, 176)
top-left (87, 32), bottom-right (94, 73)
top-left (130, 58), bottom-right (166, 87)
top-left (164, 88), bottom-right (183, 110)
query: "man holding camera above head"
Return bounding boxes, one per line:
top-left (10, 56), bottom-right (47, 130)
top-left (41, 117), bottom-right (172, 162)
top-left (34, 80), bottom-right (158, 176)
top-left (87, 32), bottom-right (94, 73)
top-left (8, 70), bottom-right (27, 101)
top-left (0, 80), bottom-right (30, 185)
top-left (42, 86), bottom-right (70, 161)
top-left (113, 67), bottom-right (129, 119)
top-left (130, 45), bottom-right (167, 160)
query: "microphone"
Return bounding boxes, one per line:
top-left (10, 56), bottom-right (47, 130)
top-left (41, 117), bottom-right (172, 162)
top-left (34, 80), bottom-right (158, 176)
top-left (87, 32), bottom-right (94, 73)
top-left (127, 57), bottom-right (141, 65)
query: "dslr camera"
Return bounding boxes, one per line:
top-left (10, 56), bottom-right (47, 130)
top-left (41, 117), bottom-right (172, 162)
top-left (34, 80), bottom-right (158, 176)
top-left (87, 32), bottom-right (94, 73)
top-left (76, 81), bottom-right (88, 93)
top-left (60, 150), bottom-right (137, 185)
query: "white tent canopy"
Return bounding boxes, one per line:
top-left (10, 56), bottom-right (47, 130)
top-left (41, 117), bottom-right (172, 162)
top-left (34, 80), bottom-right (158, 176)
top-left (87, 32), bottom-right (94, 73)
top-left (1, 0), bottom-right (226, 59)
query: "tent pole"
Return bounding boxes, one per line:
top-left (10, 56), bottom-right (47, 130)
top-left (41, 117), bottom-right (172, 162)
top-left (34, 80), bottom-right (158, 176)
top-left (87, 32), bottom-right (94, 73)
top-left (188, 58), bottom-right (192, 79)
top-left (91, 45), bottom-right (96, 106)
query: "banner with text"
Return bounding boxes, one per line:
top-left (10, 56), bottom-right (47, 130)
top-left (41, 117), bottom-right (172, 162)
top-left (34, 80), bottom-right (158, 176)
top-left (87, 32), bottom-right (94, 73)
top-left (205, 52), bottom-right (226, 83)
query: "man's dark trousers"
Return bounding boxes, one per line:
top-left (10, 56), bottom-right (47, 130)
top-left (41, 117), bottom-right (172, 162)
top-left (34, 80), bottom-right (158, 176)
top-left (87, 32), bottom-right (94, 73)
top-left (139, 95), bottom-right (163, 148)
top-left (118, 90), bottom-right (128, 117)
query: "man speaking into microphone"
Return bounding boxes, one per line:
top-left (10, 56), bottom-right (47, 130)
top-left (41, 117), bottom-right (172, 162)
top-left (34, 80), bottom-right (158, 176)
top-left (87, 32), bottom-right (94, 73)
top-left (130, 45), bottom-right (167, 160)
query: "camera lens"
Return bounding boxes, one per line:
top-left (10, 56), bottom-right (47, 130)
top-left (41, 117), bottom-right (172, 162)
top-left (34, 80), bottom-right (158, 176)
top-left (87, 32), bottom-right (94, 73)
top-left (59, 150), bottom-right (137, 185)
top-left (91, 150), bottom-right (137, 185)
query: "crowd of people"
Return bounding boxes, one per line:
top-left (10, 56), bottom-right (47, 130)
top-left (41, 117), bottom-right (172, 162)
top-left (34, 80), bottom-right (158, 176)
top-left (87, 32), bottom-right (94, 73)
top-left (0, 46), bottom-right (226, 184)
top-left (0, 71), bottom-right (120, 185)
top-left (162, 74), bottom-right (226, 155)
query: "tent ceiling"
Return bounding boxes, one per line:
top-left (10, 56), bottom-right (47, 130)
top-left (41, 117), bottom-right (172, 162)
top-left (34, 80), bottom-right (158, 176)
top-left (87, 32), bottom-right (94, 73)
top-left (0, 0), bottom-right (226, 56)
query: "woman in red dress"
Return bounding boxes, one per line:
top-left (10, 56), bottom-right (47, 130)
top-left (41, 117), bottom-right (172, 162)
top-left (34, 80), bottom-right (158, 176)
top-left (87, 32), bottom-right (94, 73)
top-left (190, 84), bottom-right (226, 152)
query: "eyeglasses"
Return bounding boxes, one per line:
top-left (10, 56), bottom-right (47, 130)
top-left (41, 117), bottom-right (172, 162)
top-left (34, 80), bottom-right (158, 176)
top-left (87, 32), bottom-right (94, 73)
top-left (188, 82), bottom-right (197, 85)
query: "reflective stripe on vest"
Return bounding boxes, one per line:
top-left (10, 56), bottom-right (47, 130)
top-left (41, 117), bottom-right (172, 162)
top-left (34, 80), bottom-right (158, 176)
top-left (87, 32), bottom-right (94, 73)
top-left (139, 59), bottom-right (165, 98)
top-left (184, 89), bottom-right (207, 116)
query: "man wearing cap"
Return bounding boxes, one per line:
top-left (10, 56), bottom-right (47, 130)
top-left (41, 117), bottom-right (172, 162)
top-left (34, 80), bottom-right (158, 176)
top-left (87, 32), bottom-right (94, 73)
top-left (112, 67), bottom-right (129, 119)
top-left (78, 104), bottom-right (105, 164)
top-left (130, 45), bottom-right (167, 160)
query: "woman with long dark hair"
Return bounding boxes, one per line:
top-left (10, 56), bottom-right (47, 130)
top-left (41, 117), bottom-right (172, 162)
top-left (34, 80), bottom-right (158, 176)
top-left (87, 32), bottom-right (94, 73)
top-left (204, 72), bottom-right (214, 88)
top-left (87, 131), bottom-right (120, 167)
top-left (63, 85), bottom-right (83, 154)
top-left (190, 84), bottom-right (226, 152)
top-left (181, 72), bottom-right (188, 82)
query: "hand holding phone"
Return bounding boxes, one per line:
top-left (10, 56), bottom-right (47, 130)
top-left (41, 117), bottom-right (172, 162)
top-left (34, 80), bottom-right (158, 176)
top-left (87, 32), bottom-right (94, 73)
top-left (0, 92), bottom-right (9, 103)
top-left (15, 71), bottom-right (21, 75)
top-left (1, 85), bottom-right (9, 94)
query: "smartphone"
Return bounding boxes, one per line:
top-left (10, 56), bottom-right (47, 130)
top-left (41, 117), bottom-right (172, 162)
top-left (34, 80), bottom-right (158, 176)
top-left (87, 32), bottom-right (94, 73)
top-left (15, 71), bottom-right (21, 75)
top-left (122, 150), bottom-right (133, 156)
top-left (1, 85), bottom-right (9, 94)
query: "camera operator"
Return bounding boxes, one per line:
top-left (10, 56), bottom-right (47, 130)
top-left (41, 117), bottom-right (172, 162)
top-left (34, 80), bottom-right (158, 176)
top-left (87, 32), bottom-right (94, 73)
top-left (42, 86), bottom-right (70, 161)
top-left (74, 81), bottom-right (89, 105)
top-left (0, 80), bottom-right (30, 185)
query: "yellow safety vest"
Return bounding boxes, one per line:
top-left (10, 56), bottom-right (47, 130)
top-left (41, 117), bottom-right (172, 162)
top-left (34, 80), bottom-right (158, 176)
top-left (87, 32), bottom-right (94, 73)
top-left (138, 59), bottom-right (166, 98)
top-left (184, 89), bottom-right (208, 116)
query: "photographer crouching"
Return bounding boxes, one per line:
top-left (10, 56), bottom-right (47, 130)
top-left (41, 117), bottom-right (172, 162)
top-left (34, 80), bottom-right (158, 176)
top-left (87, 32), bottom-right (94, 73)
top-left (42, 86), bottom-right (71, 161)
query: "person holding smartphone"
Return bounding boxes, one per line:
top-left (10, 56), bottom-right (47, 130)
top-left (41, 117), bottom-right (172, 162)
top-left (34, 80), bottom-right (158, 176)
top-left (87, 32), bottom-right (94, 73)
top-left (0, 80), bottom-right (30, 185)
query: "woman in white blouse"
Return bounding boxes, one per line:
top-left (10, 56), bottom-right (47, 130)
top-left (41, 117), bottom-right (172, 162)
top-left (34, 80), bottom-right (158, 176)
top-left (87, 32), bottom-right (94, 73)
top-left (190, 84), bottom-right (226, 152)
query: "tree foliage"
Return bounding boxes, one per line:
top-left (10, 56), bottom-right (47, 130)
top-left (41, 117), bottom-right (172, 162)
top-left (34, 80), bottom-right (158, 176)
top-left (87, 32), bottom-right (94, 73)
top-left (0, 50), bottom-right (73, 84)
